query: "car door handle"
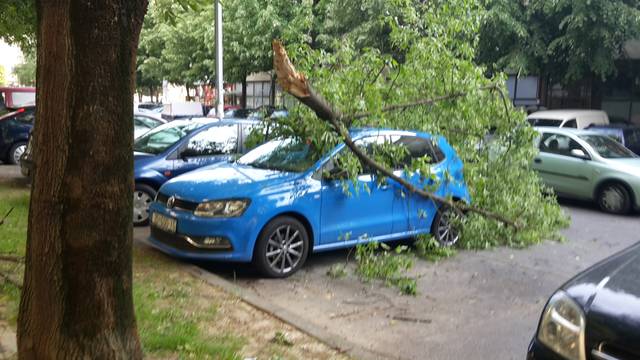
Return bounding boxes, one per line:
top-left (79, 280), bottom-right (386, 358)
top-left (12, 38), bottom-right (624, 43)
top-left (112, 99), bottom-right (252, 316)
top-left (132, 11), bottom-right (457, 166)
top-left (534, 158), bottom-right (542, 163)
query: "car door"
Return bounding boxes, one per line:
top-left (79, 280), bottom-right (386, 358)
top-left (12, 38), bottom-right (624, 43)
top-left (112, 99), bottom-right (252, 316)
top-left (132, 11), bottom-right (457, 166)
top-left (387, 135), bottom-right (445, 234)
top-left (319, 136), bottom-right (394, 244)
top-left (533, 132), bottom-right (594, 199)
top-left (171, 123), bottom-right (240, 177)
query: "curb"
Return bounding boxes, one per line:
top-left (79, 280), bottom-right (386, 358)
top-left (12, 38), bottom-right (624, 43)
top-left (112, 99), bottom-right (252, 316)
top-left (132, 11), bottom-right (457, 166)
top-left (184, 265), bottom-right (398, 360)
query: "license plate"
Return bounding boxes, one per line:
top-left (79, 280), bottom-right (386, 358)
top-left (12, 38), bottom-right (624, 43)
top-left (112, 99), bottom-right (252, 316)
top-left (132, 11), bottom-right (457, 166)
top-left (152, 213), bottom-right (177, 234)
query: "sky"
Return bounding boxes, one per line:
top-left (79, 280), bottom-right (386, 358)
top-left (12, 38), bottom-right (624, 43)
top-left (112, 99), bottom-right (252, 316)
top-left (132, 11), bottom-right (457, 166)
top-left (0, 40), bottom-right (24, 84)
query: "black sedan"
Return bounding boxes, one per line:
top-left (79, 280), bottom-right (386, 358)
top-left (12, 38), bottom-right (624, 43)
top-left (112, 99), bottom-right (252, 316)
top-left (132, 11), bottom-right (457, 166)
top-left (528, 241), bottom-right (640, 360)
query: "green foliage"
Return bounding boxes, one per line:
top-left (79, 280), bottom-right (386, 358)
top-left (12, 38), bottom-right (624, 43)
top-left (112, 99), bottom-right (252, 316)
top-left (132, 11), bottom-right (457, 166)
top-left (13, 50), bottom-right (36, 86)
top-left (414, 235), bottom-right (456, 261)
top-left (270, 331), bottom-right (293, 347)
top-left (0, 66), bottom-right (6, 86)
top-left (355, 242), bottom-right (417, 296)
top-left (0, 0), bottom-right (36, 52)
top-left (326, 263), bottom-right (347, 279)
top-left (477, 0), bottom-right (640, 82)
top-left (277, 0), bottom-right (567, 250)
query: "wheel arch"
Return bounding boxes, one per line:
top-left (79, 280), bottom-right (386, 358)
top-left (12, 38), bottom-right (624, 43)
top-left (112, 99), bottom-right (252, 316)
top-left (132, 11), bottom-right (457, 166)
top-left (135, 178), bottom-right (162, 191)
top-left (594, 178), bottom-right (637, 207)
top-left (255, 211), bottom-right (315, 255)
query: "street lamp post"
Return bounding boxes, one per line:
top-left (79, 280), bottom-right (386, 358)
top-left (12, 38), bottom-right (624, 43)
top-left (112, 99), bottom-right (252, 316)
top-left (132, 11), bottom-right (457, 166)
top-left (215, 0), bottom-right (224, 119)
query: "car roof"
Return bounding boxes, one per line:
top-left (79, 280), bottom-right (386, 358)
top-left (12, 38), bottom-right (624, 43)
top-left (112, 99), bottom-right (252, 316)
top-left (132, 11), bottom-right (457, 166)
top-left (527, 109), bottom-right (607, 120)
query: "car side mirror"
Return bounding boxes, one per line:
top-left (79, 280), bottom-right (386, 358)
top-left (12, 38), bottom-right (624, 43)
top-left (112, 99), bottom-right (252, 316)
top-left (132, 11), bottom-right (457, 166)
top-left (179, 149), bottom-right (196, 161)
top-left (570, 149), bottom-right (589, 160)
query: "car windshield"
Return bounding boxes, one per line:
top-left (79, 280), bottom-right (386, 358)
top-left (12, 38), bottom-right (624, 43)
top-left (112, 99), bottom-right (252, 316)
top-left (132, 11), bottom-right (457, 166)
top-left (528, 118), bottom-right (563, 127)
top-left (237, 138), bottom-right (322, 173)
top-left (579, 135), bottom-right (638, 159)
top-left (134, 121), bottom-right (204, 155)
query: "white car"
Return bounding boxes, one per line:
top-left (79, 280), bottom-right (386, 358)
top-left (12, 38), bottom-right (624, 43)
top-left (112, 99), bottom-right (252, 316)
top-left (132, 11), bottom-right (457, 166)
top-left (528, 110), bottom-right (609, 129)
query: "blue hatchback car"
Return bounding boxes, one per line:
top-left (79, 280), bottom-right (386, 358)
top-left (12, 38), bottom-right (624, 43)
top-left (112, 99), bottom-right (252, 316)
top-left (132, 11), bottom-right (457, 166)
top-left (133, 118), bottom-right (260, 225)
top-left (148, 129), bottom-right (471, 277)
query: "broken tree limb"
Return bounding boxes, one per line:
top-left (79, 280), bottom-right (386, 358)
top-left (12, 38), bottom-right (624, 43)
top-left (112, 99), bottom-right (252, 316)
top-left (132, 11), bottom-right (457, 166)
top-left (272, 40), bottom-right (521, 230)
top-left (0, 207), bottom-right (14, 226)
top-left (0, 255), bottom-right (24, 264)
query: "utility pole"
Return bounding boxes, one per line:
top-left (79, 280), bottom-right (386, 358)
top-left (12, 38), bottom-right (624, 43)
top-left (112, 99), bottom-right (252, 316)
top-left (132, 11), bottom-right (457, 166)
top-left (215, 0), bottom-right (224, 119)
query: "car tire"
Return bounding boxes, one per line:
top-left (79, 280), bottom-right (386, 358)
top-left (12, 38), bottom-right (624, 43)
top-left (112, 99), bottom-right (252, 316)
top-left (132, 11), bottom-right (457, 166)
top-left (133, 183), bottom-right (157, 226)
top-left (8, 142), bottom-right (27, 165)
top-left (253, 216), bottom-right (310, 278)
top-left (597, 183), bottom-right (631, 214)
top-left (430, 205), bottom-right (461, 247)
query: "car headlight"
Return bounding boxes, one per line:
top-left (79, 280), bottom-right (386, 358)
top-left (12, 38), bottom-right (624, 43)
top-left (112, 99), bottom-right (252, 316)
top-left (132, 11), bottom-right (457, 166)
top-left (537, 291), bottom-right (586, 360)
top-left (194, 199), bottom-right (249, 217)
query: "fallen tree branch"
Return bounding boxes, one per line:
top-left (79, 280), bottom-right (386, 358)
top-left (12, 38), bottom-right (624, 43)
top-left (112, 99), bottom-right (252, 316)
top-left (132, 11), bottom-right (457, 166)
top-left (0, 207), bottom-right (14, 226)
top-left (272, 40), bottom-right (521, 230)
top-left (0, 255), bottom-right (24, 264)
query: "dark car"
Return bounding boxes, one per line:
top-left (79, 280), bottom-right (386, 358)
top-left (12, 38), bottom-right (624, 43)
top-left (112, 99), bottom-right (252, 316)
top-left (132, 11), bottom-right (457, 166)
top-left (133, 118), bottom-right (260, 225)
top-left (587, 124), bottom-right (640, 155)
top-left (0, 106), bottom-right (34, 164)
top-left (528, 241), bottom-right (640, 360)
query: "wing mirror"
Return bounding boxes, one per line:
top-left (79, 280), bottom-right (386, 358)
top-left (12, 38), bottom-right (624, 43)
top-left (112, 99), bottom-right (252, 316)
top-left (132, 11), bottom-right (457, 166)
top-left (570, 149), bottom-right (590, 160)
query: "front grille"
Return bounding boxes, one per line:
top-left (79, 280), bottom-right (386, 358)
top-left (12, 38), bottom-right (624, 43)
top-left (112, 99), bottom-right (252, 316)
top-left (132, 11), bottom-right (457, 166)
top-left (150, 227), bottom-right (232, 253)
top-left (156, 193), bottom-right (198, 211)
top-left (592, 343), bottom-right (640, 360)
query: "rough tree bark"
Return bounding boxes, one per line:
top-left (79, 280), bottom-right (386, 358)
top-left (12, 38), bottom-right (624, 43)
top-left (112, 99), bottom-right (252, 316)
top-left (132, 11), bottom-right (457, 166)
top-left (17, 1), bottom-right (147, 358)
top-left (272, 40), bottom-right (520, 229)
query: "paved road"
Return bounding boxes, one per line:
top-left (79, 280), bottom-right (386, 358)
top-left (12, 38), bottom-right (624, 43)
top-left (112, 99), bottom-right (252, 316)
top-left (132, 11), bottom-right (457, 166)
top-left (199, 198), bottom-right (640, 360)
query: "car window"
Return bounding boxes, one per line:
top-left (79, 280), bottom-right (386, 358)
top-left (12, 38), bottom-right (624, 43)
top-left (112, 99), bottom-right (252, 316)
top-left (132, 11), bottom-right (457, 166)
top-left (135, 115), bottom-right (161, 129)
top-left (134, 121), bottom-right (203, 155)
top-left (528, 118), bottom-right (563, 127)
top-left (563, 119), bottom-right (577, 128)
top-left (15, 109), bottom-right (35, 124)
top-left (539, 133), bottom-right (586, 157)
top-left (184, 124), bottom-right (238, 156)
top-left (238, 138), bottom-right (322, 173)
top-left (322, 136), bottom-right (386, 175)
top-left (389, 135), bottom-right (444, 168)
top-left (578, 135), bottom-right (637, 159)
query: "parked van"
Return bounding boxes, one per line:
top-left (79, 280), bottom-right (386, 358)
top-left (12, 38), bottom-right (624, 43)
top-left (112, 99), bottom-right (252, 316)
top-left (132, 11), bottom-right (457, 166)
top-left (527, 110), bottom-right (609, 129)
top-left (161, 102), bottom-right (204, 121)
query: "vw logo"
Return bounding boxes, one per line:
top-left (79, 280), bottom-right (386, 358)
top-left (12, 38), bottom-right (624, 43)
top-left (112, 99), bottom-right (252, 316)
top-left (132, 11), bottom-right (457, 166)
top-left (166, 196), bottom-right (175, 209)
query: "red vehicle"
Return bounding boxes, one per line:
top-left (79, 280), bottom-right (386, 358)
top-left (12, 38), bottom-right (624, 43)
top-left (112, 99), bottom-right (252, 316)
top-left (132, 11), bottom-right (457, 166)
top-left (0, 87), bottom-right (36, 113)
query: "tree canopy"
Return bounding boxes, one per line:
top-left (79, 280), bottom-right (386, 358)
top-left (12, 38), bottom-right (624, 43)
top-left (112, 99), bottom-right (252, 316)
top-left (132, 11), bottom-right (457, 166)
top-left (13, 50), bottom-right (36, 86)
top-left (477, 0), bottom-right (640, 82)
top-left (0, 0), bottom-right (36, 52)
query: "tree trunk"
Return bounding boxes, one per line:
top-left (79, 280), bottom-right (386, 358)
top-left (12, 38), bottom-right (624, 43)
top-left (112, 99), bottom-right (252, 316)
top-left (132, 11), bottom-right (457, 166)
top-left (18, 1), bottom-right (147, 358)
top-left (241, 76), bottom-right (247, 109)
top-left (269, 72), bottom-right (276, 107)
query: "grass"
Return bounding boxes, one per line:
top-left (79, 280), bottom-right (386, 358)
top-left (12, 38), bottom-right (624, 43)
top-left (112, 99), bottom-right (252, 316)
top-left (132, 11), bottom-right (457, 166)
top-left (0, 182), bottom-right (244, 358)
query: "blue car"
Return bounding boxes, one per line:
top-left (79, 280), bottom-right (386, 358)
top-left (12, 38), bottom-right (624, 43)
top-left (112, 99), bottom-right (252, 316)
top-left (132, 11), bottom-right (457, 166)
top-left (0, 106), bottom-right (34, 164)
top-left (148, 129), bottom-right (471, 277)
top-left (133, 118), bottom-right (260, 225)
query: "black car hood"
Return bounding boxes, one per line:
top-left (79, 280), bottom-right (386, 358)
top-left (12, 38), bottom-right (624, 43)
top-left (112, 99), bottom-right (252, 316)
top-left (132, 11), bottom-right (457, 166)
top-left (563, 241), bottom-right (640, 356)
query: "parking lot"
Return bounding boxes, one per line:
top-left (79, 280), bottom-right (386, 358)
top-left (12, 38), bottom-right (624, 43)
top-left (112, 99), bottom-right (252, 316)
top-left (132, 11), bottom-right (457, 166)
top-left (3, 163), bottom-right (639, 359)
top-left (196, 199), bottom-right (640, 359)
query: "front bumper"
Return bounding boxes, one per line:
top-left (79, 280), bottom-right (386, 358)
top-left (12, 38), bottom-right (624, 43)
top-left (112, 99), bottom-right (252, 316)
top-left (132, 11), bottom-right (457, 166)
top-left (527, 337), bottom-right (570, 360)
top-left (147, 201), bottom-right (260, 262)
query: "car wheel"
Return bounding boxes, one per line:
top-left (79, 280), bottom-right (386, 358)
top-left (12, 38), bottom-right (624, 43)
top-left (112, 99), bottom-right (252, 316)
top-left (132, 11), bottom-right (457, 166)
top-left (431, 205), bottom-right (461, 247)
top-left (254, 216), bottom-right (309, 278)
top-left (597, 183), bottom-right (631, 214)
top-left (8, 142), bottom-right (27, 165)
top-left (133, 183), bottom-right (157, 226)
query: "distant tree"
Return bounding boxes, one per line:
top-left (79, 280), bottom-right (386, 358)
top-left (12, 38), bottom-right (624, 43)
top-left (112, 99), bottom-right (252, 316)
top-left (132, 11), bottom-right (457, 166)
top-left (13, 51), bottom-right (36, 86)
top-left (0, 66), bottom-right (6, 86)
top-left (477, 0), bottom-right (640, 83)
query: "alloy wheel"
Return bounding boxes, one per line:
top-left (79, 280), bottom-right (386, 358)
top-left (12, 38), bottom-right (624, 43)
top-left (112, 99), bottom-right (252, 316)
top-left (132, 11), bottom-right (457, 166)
top-left (265, 224), bottom-right (305, 274)
top-left (133, 190), bottom-right (153, 224)
top-left (434, 208), bottom-right (460, 247)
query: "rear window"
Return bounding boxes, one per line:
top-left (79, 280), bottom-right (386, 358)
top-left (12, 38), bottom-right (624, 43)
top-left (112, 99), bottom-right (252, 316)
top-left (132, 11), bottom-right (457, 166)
top-left (528, 118), bottom-right (563, 127)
